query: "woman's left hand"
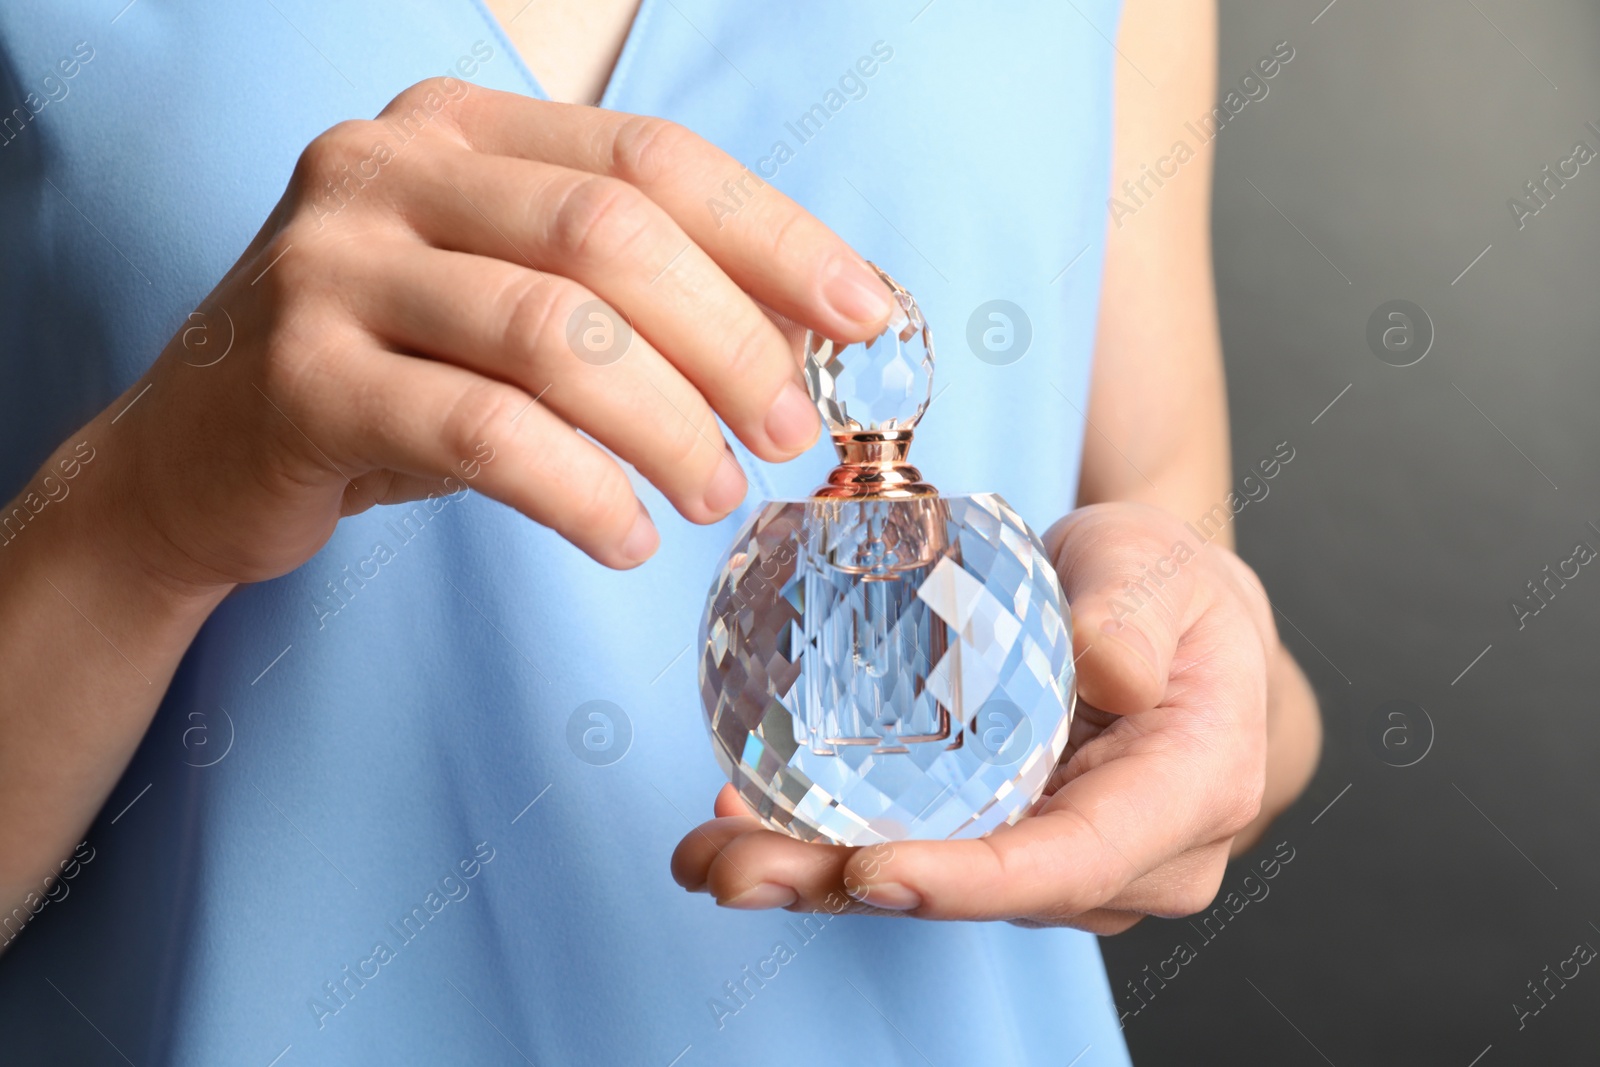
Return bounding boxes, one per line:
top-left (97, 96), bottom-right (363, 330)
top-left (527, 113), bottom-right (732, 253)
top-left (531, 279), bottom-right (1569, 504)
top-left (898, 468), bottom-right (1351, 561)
top-left (670, 501), bottom-right (1285, 932)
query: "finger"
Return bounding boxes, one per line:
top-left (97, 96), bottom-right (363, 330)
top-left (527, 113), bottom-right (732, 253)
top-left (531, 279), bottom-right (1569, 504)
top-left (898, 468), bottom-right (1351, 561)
top-left (669, 814), bottom-right (763, 893)
top-left (1102, 840), bottom-right (1231, 918)
top-left (341, 470), bottom-right (536, 518)
top-left (840, 737), bottom-right (1217, 922)
top-left (390, 146), bottom-right (822, 461)
top-left (670, 785), bottom-right (859, 910)
top-left (297, 346), bottom-right (658, 568)
top-left (1043, 503), bottom-right (1207, 714)
top-left (346, 243), bottom-right (748, 524)
top-left (712, 782), bottom-right (751, 818)
top-left (1012, 908), bottom-right (1144, 936)
top-left (675, 788), bottom-right (898, 915)
top-left (417, 86), bottom-right (897, 342)
top-left (696, 823), bottom-right (869, 912)
top-left (339, 470), bottom-right (458, 515)
top-left (669, 787), bottom-right (761, 890)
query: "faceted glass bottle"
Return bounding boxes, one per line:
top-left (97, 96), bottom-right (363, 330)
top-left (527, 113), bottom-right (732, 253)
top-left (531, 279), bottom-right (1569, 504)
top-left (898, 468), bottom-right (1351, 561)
top-left (698, 267), bottom-right (1075, 846)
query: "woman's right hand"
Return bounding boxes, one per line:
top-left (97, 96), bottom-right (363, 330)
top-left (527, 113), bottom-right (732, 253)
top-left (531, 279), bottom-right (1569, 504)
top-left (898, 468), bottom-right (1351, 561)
top-left (101, 78), bottom-right (894, 590)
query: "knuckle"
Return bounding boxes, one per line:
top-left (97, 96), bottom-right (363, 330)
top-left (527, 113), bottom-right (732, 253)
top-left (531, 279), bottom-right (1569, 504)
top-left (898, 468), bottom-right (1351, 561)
top-left (660, 405), bottom-right (719, 480)
top-left (1218, 778), bottom-right (1266, 838)
top-left (763, 204), bottom-right (814, 264)
top-left (383, 77), bottom-right (464, 124)
top-left (400, 76), bottom-right (454, 104)
top-left (441, 379), bottom-right (518, 460)
top-left (368, 79), bottom-right (471, 157)
top-left (549, 175), bottom-right (656, 264)
top-left (609, 115), bottom-right (699, 187)
top-left (570, 465), bottom-right (637, 541)
top-left (294, 120), bottom-right (380, 185)
top-left (492, 270), bottom-right (569, 360)
top-left (720, 318), bottom-right (781, 392)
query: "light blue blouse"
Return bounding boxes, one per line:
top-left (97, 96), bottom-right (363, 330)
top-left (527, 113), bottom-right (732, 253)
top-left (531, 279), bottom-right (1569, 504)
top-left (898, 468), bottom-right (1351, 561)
top-left (0, 1), bottom-right (1129, 1063)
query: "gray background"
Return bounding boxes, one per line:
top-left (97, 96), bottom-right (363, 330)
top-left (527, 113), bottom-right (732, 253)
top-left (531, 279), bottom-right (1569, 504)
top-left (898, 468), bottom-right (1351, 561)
top-left (1097, 1), bottom-right (1600, 1064)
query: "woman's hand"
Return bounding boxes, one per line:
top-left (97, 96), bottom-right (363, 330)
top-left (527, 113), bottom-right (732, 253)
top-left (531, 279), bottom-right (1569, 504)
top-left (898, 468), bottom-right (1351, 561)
top-left (8, 79), bottom-right (897, 916)
top-left (105, 78), bottom-right (892, 591)
top-left (671, 502), bottom-right (1313, 932)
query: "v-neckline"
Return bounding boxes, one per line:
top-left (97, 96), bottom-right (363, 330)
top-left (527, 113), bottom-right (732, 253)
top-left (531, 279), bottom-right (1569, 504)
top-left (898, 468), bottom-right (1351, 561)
top-left (469, 0), bottom-right (660, 109)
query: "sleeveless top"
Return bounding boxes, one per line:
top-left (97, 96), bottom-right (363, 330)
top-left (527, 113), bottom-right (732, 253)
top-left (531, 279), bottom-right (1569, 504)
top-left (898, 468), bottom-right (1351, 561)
top-left (0, 2), bottom-right (1130, 1063)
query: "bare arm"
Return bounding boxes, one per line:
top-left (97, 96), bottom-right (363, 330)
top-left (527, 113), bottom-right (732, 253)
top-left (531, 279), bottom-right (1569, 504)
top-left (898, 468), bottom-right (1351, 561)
top-left (0, 428), bottom-right (230, 923)
top-left (1081, 0), bottom-right (1319, 850)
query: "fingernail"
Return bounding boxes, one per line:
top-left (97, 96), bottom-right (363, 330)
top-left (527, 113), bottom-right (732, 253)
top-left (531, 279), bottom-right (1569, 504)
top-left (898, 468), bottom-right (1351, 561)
top-left (764, 380), bottom-right (820, 454)
top-left (822, 256), bottom-right (895, 328)
top-left (721, 882), bottom-right (798, 910)
top-left (847, 881), bottom-right (921, 911)
top-left (703, 454), bottom-right (748, 516)
top-left (621, 508), bottom-right (659, 563)
top-left (1100, 618), bottom-right (1156, 673)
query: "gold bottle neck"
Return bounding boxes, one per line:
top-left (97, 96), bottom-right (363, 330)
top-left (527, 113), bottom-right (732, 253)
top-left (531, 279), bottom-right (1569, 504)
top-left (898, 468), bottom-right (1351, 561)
top-left (811, 430), bottom-right (937, 499)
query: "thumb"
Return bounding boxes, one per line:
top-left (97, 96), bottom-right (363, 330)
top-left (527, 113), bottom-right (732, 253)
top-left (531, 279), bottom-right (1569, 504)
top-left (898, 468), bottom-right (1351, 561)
top-left (1043, 504), bottom-right (1203, 715)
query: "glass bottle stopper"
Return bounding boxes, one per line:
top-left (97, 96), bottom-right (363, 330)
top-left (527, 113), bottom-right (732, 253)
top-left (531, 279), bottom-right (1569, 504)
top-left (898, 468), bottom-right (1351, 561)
top-left (803, 264), bottom-right (936, 499)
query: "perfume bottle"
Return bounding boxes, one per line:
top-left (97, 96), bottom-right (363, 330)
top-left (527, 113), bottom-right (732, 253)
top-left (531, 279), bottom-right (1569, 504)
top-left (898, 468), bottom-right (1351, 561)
top-left (697, 266), bottom-right (1075, 847)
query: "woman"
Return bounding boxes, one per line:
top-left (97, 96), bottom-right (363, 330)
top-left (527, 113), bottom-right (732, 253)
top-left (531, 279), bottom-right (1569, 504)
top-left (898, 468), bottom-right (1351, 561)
top-left (0, 0), bottom-right (1319, 1062)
